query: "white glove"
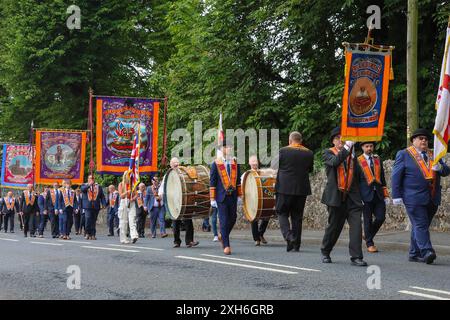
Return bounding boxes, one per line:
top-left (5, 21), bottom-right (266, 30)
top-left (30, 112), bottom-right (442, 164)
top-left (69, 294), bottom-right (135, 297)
top-left (237, 197), bottom-right (243, 205)
top-left (344, 141), bottom-right (354, 150)
top-left (210, 200), bottom-right (217, 208)
top-left (384, 198), bottom-right (391, 205)
top-left (59, 209), bottom-right (63, 214)
top-left (392, 198), bottom-right (403, 206)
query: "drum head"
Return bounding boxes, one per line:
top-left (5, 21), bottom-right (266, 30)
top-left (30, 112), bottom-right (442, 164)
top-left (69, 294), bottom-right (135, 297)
top-left (165, 169), bottom-right (183, 220)
top-left (243, 171), bottom-right (259, 221)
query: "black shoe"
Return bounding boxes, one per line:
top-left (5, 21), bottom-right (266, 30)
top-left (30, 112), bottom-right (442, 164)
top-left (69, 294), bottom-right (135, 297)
top-left (408, 256), bottom-right (422, 263)
top-left (351, 258), bottom-right (368, 267)
top-left (286, 240), bottom-right (295, 252)
top-left (132, 238), bottom-right (138, 244)
top-left (10, 231), bottom-right (14, 233)
top-left (424, 252), bottom-right (437, 265)
top-left (322, 255), bottom-right (332, 263)
top-left (107, 234), bottom-right (114, 237)
top-left (294, 246), bottom-right (300, 252)
top-left (173, 243), bottom-right (181, 248)
top-left (187, 241), bottom-right (199, 248)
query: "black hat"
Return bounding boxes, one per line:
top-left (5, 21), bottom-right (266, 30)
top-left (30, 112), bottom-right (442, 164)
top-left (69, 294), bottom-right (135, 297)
top-left (410, 128), bottom-right (431, 142)
top-left (330, 127), bottom-right (341, 143)
top-left (360, 141), bottom-right (376, 147)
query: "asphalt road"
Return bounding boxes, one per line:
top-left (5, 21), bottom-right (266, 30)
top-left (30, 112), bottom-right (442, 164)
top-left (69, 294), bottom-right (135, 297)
top-left (0, 230), bottom-right (450, 300)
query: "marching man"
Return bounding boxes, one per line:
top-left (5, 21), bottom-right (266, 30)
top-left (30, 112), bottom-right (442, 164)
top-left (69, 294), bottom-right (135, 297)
top-left (19, 184), bottom-right (40, 238)
top-left (392, 129), bottom-right (449, 264)
top-left (356, 142), bottom-right (390, 253)
top-left (58, 179), bottom-right (77, 240)
top-left (81, 175), bottom-right (106, 240)
top-left (0, 191), bottom-right (20, 233)
top-left (210, 139), bottom-right (242, 255)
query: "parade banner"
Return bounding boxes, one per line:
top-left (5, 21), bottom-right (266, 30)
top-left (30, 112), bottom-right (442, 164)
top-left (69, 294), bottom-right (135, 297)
top-left (341, 50), bottom-right (392, 141)
top-left (1, 144), bottom-right (35, 188)
top-left (95, 97), bottom-right (159, 175)
top-left (35, 130), bottom-right (87, 184)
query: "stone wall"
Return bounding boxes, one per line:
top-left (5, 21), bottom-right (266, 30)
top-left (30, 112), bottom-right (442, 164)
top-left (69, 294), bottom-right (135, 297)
top-left (225, 154), bottom-right (450, 232)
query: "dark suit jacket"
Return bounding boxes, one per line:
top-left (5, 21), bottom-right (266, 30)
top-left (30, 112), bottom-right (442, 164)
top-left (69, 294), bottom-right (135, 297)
top-left (392, 149), bottom-right (450, 206)
top-left (80, 184), bottom-right (106, 210)
top-left (107, 192), bottom-right (120, 215)
top-left (356, 155), bottom-right (388, 203)
top-left (0, 197), bottom-right (20, 214)
top-left (45, 189), bottom-right (60, 211)
top-left (210, 159), bottom-right (242, 203)
top-left (275, 145), bottom-right (314, 196)
top-left (57, 188), bottom-right (78, 211)
top-left (321, 147), bottom-right (362, 208)
top-left (19, 191), bottom-right (39, 214)
top-left (38, 194), bottom-right (47, 214)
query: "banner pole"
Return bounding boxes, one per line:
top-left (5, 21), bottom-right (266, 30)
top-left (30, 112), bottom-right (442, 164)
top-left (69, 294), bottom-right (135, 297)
top-left (88, 88), bottom-right (94, 176)
top-left (161, 96), bottom-right (168, 169)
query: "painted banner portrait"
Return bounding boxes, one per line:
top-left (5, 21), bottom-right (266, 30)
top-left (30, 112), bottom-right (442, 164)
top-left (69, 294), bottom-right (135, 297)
top-left (95, 96), bottom-right (159, 175)
top-left (35, 130), bottom-right (87, 184)
top-left (341, 50), bottom-right (392, 141)
top-left (1, 144), bottom-right (35, 188)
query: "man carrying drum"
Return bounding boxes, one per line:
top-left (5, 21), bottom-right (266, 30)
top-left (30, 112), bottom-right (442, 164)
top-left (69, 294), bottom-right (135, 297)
top-left (246, 155), bottom-right (270, 246)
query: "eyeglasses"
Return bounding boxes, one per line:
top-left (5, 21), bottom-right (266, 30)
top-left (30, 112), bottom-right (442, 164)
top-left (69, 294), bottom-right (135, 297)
top-left (416, 136), bottom-right (428, 141)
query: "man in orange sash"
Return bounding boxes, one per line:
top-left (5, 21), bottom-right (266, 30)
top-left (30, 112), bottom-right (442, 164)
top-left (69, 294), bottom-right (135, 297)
top-left (320, 127), bottom-right (367, 266)
top-left (0, 191), bottom-right (19, 233)
top-left (275, 132), bottom-right (314, 252)
top-left (356, 142), bottom-right (390, 253)
top-left (392, 129), bottom-right (449, 264)
top-left (210, 139), bottom-right (242, 255)
top-left (19, 184), bottom-right (40, 238)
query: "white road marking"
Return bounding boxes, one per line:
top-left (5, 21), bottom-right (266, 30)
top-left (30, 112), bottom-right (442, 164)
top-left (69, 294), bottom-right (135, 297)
top-left (201, 254), bottom-right (321, 272)
top-left (57, 240), bottom-right (92, 244)
top-left (107, 244), bottom-right (164, 251)
top-left (175, 256), bottom-right (298, 274)
top-left (0, 238), bottom-right (19, 242)
top-left (81, 246), bottom-right (140, 253)
top-left (398, 290), bottom-right (450, 300)
top-left (409, 286), bottom-right (450, 296)
top-left (30, 242), bottom-right (63, 246)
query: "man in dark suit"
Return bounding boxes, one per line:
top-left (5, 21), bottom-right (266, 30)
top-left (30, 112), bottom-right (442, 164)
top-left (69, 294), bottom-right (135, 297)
top-left (275, 131), bottom-right (314, 252)
top-left (73, 188), bottom-right (82, 235)
top-left (210, 139), bottom-right (242, 255)
top-left (46, 182), bottom-right (61, 238)
top-left (392, 128), bottom-right (450, 264)
top-left (80, 174), bottom-right (107, 240)
top-left (356, 142), bottom-right (390, 253)
top-left (146, 177), bottom-right (167, 238)
top-left (320, 127), bottom-right (367, 266)
top-left (106, 185), bottom-right (120, 236)
top-left (19, 184), bottom-right (40, 237)
top-left (0, 191), bottom-right (20, 233)
top-left (37, 187), bottom-right (49, 238)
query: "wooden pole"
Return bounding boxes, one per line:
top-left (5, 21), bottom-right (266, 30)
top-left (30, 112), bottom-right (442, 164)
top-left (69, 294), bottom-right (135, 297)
top-left (407, 0), bottom-right (419, 146)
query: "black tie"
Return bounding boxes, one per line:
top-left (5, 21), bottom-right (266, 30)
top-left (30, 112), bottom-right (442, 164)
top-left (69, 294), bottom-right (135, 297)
top-left (369, 156), bottom-right (375, 173)
top-left (422, 151), bottom-right (428, 164)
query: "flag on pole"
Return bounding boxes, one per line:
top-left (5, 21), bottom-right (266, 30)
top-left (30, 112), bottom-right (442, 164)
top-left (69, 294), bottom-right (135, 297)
top-left (216, 113), bottom-right (224, 159)
top-left (127, 124), bottom-right (141, 192)
top-left (433, 23), bottom-right (450, 169)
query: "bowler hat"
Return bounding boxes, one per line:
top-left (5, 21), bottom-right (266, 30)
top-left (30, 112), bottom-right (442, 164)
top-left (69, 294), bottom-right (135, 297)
top-left (360, 141), bottom-right (376, 147)
top-left (330, 127), bottom-right (341, 143)
top-left (410, 128), bottom-right (431, 142)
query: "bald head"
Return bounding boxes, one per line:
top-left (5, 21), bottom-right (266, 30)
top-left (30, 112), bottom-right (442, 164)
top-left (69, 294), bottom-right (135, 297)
top-left (289, 131), bottom-right (302, 144)
top-left (249, 155), bottom-right (259, 170)
top-left (170, 157), bottom-right (180, 169)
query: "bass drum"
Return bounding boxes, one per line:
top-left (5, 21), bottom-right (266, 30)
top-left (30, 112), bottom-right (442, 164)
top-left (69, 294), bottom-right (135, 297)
top-left (164, 165), bottom-right (211, 220)
top-left (242, 168), bottom-right (277, 222)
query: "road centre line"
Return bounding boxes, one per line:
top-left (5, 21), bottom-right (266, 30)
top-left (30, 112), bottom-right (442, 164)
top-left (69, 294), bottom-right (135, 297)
top-left (81, 246), bottom-right (140, 253)
top-left (201, 254), bottom-right (321, 272)
top-left (107, 244), bottom-right (165, 251)
top-left (175, 255), bottom-right (298, 274)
